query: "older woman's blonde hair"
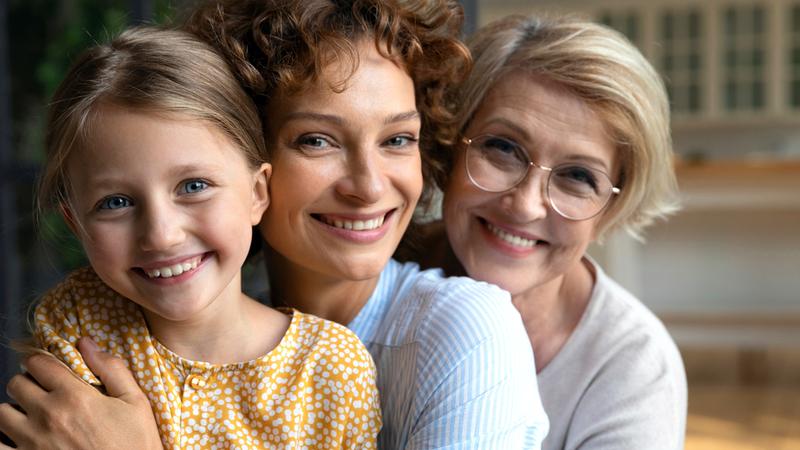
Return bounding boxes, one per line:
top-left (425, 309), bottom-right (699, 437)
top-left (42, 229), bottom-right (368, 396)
top-left (440, 15), bottom-right (679, 240)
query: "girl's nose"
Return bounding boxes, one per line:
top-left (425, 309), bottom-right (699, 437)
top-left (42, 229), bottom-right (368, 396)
top-left (138, 202), bottom-right (186, 252)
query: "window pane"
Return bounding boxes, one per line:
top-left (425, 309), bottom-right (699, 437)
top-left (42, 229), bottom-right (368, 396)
top-left (658, 8), bottom-right (704, 115)
top-left (721, 5), bottom-right (766, 112)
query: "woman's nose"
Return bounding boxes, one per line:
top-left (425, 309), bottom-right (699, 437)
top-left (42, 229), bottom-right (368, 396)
top-left (335, 147), bottom-right (387, 204)
top-left (503, 168), bottom-right (549, 222)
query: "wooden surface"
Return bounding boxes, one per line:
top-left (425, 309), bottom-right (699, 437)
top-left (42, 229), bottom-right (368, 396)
top-left (686, 384), bottom-right (800, 450)
top-left (683, 348), bottom-right (800, 449)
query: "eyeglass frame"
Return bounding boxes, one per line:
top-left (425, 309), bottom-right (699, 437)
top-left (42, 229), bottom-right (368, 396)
top-left (462, 135), bottom-right (621, 221)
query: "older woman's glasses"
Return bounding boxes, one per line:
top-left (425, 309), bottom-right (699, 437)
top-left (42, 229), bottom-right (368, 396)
top-left (464, 135), bottom-right (621, 221)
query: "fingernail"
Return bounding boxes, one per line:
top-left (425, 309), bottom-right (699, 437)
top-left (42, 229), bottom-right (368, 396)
top-left (80, 336), bottom-right (99, 350)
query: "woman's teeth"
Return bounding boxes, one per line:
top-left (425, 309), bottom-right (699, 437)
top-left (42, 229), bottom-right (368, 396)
top-left (145, 257), bottom-right (201, 279)
top-left (487, 222), bottom-right (538, 248)
top-left (322, 215), bottom-right (385, 231)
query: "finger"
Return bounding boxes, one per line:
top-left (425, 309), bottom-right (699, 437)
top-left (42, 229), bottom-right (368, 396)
top-left (22, 353), bottom-right (79, 393)
top-left (0, 402), bottom-right (28, 447)
top-left (5, 373), bottom-right (47, 417)
top-left (77, 337), bottom-right (144, 404)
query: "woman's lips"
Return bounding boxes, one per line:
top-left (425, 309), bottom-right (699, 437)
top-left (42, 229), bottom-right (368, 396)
top-left (479, 217), bottom-right (546, 255)
top-left (312, 209), bottom-right (396, 243)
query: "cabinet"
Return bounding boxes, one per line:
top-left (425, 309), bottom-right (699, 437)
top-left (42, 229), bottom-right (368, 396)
top-left (590, 160), bottom-right (800, 349)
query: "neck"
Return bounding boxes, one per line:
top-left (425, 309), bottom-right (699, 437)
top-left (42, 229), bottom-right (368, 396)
top-left (265, 248), bottom-right (377, 326)
top-left (512, 258), bottom-right (594, 372)
top-left (143, 289), bottom-right (287, 364)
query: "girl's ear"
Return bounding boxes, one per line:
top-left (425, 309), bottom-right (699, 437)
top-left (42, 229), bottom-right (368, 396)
top-left (250, 163), bottom-right (272, 225)
top-left (59, 203), bottom-right (79, 236)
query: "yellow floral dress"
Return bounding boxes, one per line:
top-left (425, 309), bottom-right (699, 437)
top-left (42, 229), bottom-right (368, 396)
top-left (34, 267), bottom-right (381, 449)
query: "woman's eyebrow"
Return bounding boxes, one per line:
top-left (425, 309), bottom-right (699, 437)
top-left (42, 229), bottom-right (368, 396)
top-left (283, 111), bottom-right (345, 126)
top-left (384, 110), bottom-right (420, 125)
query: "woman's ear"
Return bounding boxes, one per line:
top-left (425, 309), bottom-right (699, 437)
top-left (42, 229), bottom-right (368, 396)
top-left (250, 163), bottom-right (272, 225)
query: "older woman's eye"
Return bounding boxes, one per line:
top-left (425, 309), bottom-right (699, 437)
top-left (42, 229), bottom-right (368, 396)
top-left (553, 165), bottom-right (600, 195)
top-left (97, 195), bottom-right (132, 211)
top-left (180, 179), bottom-right (209, 194)
top-left (483, 136), bottom-right (518, 155)
top-left (472, 135), bottom-right (527, 169)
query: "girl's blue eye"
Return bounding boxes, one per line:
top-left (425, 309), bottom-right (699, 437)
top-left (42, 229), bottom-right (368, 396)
top-left (98, 196), bottom-right (131, 210)
top-left (181, 180), bottom-right (209, 194)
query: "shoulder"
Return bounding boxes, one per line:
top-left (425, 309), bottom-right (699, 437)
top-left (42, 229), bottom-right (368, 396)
top-left (388, 260), bottom-right (522, 343)
top-left (384, 261), bottom-right (534, 379)
top-left (543, 263), bottom-right (687, 449)
top-left (589, 267), bottom-right (684, 375)
top-left (291, 310), bottom-right (376, 371)
top-left (35, 267), bottom-right (138, 325)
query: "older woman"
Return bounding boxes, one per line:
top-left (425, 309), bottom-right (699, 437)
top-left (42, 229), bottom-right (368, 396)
top-left (0, 2), bottom-right (548, 449)
top-left (408, 15), bottom-right (687, 450)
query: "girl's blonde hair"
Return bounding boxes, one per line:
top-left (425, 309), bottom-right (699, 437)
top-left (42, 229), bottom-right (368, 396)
top-left (440, 15), bottom-right (680, 240)
top-left (38, 26), bottom-right (267, 214)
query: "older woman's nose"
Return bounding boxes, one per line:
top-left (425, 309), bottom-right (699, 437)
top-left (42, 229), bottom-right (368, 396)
top-left (504, 170), bottom-right (549, 222)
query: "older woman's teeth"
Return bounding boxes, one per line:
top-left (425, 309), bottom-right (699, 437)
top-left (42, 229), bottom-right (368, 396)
top-left (324, 215), bottom-right (385, 231)
top-left (487, 223), bottom-right (537, 248)
top-left (145, 257), bottom-right (200, 279)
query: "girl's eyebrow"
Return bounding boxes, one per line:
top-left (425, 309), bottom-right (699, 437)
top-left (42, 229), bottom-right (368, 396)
top-left (166, 163), bottom-right (225, 177)
top-left (84, 163), bottom-right (224, 189)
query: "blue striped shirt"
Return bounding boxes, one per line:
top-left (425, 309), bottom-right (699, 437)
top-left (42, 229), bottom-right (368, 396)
top-left (348, 259), bottom-right (549, 449)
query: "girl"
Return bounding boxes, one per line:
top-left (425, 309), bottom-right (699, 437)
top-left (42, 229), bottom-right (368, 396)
top-left (27, 26), bottom-right (380, 449)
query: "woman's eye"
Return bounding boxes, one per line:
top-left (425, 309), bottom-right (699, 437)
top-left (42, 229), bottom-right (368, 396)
top-left (473, 136), bottom-right (527, 168)
top-left (555, 166), bottom-right (600, 191)
top-left (97, 196), bottom-right (132, 211)
top-left (384, 135), bottom-right (418, 148)
top-left (181, 179), bottom-right (209, 194)
top-left (296, 134), bottom-right (334, 150)
top-left (482, 136), bottom-right (518, 155)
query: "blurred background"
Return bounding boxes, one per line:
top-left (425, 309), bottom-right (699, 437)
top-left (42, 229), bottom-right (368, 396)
top-left (1, 0), bottom-right (798, 448)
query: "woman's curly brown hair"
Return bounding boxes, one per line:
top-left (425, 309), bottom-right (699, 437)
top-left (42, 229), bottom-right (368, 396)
top-left (184, 0), bottom-right (471, 209)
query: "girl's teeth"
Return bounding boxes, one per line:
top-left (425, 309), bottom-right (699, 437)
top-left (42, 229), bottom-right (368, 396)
top-left (145, 257), bottom-right (200, 279)
top-left (324, 215), bottom-right (384, 231)
top-left (487, 223), bottom-right (537, 248)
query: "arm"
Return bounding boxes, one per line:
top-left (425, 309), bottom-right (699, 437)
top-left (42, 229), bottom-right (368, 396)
top-left (564, 342), bottom-right (687, 450)
top-left (406, 284), bottom-right (549, 450)
top-left (0, 338), bottom-right (162, 450)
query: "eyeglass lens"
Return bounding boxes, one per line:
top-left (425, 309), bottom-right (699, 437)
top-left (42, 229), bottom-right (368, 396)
top-left (465, 135), bottom-right (615, 220)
